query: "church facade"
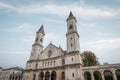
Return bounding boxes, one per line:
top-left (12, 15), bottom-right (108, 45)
top-left (23, 12), bottom-right (82, 80)
top-left (22, 12), bottom-right (120, 80)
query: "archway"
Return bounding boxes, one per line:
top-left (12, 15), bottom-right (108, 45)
top-left (93, 71), bottom-right (102, 80)
top-left (9, 75), bottom-right (12, 80)
top-left (39, 72), bottom-right (44, 80)
top-left (14, 75), bottom-right (17, 80)
top-left (61, 71), bottom-right (65, 80)
top-left (45, 71), bottom-right (50, 80)
top-left (104, 70), bottom-right (113, 80)
top-left (116, 69), bottom-right (120, 80)
top-left (18, 75), bottom-right (21, 80)
top-left (12, 76), bottom-right (14, 80)
top-left (84, 72), bottom-right (92, 80)
top-left (51, 71), bottom-right (56, 80)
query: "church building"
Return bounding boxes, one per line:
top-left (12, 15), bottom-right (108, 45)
top-left (23, 12), bottom-right (83, 80)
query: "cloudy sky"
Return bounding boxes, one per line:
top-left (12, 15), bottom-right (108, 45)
top-left (0, 0), bottom-right (120, 68)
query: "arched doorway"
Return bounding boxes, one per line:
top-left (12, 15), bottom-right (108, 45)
top-left (14, 75), bottom-right (17, 80)
top-left (51, 71), bottom-right (56, 80)
top-left (116, 69), bottom-right (120, 80)
top-left (9, 75), bottom-right (12, 80)
top-left (61, 71), bottom-right (65, 80)
top-left (18, 75), bottom-right (21, 80)
top-left (93, 71), bottom-right (102, 80)
top-left (45, 71), bottom-right (50, 80)
top-left (104, 70), bottom-right (113, 80)
top-left (84, 72), bottom-right (92, 80)
top-left (39, 72), bottom-right (44, 80)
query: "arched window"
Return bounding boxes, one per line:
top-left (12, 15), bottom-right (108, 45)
top-left (33, 74), bottom-right (36, 80)
top-left (54, 61), bottom-right (56, 66)
top-left (61, 72), bottom-right (65, 80)
top-left (71, 58), bottom-right (73, 61)
top-left (69, 25), bottom-right (73, 29)
top-left (39, 72), bottom-right (44, 80)
top-left (72, 73), bottom-right (74, 77)
top-left (45, 71), bottom-right (50, 80)
top-left (62, 59), bottom-right (65, 66)
top-left (71, 43), bottom-right (73, 47)
top-left (40, 38), bottom-right (43, 42)
top-left (36, 63), bottom-right (38, 69)
top-left (35, 37), bottom-right (38, 42)
top-left (48, 50), bottom-right (52, 57)
top-left (51, 71), bottom-right (56, 80)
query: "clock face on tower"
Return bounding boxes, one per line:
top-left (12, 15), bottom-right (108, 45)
top-left (48, 50), bottom-right (52, 57)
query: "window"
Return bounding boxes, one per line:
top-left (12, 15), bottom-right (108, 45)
top-left (45, 62), bottom-right (47, 66)
top-left (69, 25), bottom-right (73, 29)
top-left (48, 62), bottom-right (49, 66)
top-left (42, 63), bottom-right (44, 67)
top-left (36, 63), bottom-right (38, 69)
top-left (35, 37), bottom-right (38, 41)
top-left (71, 58), bottom-right (73, 61)
top-left (62, 59), bottom-right (65, 66)
top-left (48, 50), bottom-right (52, 57)
top-left (72, 73), bottom-right (74, 77)
top-left (51, 61), bottom-right (52, 66)
top-left (40, 38), bottom-right (43, 42)
top-left (33, 74), bottom-right (36, 80)
top-left (71, 43), bottom-right (73, 47)
top-left (61, 72), bottom-right (65, 80)
top-left (54, 61), bottom-right (56, 65)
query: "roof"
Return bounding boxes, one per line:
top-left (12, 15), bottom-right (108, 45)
top-left (4, 67), bottom-right (24, 71)
top-left (37, 25), bottom-right (45, 35)
top-left (66, 11), bottom-right (77, 22)
top-left (68, 11), bottom-right (74, 18)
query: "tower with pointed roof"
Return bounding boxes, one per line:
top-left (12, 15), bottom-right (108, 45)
top-left (66, 11), bottom-right (80, 53)
top-left (29, 25), bottom-right (45, 60)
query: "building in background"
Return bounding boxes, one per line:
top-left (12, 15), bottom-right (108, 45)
top-left (0, 67), bottom-right (3, 73)
top-left (0, 67), bottom-right (23, 80)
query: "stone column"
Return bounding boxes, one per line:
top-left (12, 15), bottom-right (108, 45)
top-left (100, 70), bottom-right (105, 80)
top-left (43, 72), bottom-right (45, 80)
top-left (91, 72), bottom-right (95, 80)
top-left (56, 71), bottom-right (60, 80)
top-left (49, 71), bottom-right (51, 80)
top-left (101, 73), bottom-right (105, 80)
top-left (113, 72), bottom-right (117, 80)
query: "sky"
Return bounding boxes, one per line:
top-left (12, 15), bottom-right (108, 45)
top-left (0, 0), bottom-right (120, 69)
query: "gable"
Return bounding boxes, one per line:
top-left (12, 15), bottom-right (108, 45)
top-left (39, 43), bottom-right (64, 60)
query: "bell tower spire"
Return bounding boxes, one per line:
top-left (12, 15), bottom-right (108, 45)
top-left (30, 25), bottom-right (45, 60)
top-left (66, 11), bottom-right (80, 53)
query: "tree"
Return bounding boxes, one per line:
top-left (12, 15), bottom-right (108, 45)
top-left (82, 51), bottom-right (98, 67)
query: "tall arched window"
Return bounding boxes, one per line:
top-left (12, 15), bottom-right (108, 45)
top-left (35, 37), bottom-right (38, 42)
top-left (61, 72), bottom-right (65, 80)
top-left (33, 74), bottom-right (36, 80)
top-left (69, 25), bottom-right (73, 29)
top-left (36, 63), bottom-right (38, 69)
top-left (62, 59), bottom-right (65, 66)
top-left (40, 38), bottom-right (43, 42)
